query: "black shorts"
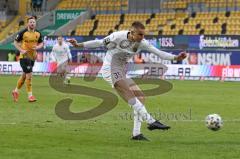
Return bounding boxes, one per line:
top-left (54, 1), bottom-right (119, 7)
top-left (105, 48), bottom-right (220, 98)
top-left (20, 58), bottom-right (35, 73)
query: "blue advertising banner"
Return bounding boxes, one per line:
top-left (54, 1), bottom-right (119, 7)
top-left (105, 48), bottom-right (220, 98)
top-left (36, 49), bottom-right (240, 65)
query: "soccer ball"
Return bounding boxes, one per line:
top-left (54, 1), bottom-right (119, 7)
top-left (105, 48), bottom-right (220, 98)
top-left (205, 114), bottom-right (223, 131)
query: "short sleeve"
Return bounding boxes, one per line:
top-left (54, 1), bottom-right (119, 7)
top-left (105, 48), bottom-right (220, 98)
top-left (15, 29), bottom-right (27, 42)
top-left (37, 31), bottom-right (43, 43)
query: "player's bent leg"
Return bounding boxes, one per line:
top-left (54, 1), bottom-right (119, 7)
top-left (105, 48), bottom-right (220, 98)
top-left (128, 81), bottom-right (170, 130)
top-left (64, 74), bottom-right (71, 85)
top-left (57, 66), bottom-right (66, 77)
top-left (26, 73), bottom-right (36, 102)
top-left (57, 62), bottom-right (70, 84)
top-left (114, 80), bottom-right (169, 136)
top-left (12, 73), bottom-right (26, 102)
top-left (129, 83), bottom-right (145, 104)
top-left (114, 79), bottom-right (136, 102)
top-left (121, 79), bottom-right (170, 131)
top-left (114, 79), bottom-right (155, 124)
top-left (17, 73), bottom-right (26, 90)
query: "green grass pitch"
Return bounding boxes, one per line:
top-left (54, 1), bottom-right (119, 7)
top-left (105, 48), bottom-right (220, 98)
top-left (0, 75), bottom-right (240, 159)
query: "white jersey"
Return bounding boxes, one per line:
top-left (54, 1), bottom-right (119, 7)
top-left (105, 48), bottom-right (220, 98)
top-left (51, 42), bottom-right (72, 64)
top-left (83, 30), bottom-right (175, 67)
top-left (82, 30), bottom-right (176, 86)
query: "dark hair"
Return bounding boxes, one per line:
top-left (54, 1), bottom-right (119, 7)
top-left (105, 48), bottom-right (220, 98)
top-left (132, 21), bottom-right (145, 29)
top-left (27, 15), bottom-right (37, 22)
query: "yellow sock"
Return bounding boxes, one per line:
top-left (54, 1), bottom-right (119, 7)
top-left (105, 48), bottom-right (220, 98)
top-left (16, 76), bottom-right (25, 90)
top-left (26, 78), bottom-right (32, 95)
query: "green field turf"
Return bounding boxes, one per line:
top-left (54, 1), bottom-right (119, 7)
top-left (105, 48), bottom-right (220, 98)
top-left (0, 75), bottom-right (240, 159)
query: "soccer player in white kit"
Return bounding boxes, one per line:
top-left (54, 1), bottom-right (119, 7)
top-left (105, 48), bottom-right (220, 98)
top-left (51, 36), bottom-right (72, 84)
top-left (68, 21), bottom-right (186, 140)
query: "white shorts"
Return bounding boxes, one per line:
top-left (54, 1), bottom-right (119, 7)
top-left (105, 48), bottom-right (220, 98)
top-left (57, 61), bottom-right (68, 73)
top-left (101, 64), bottom-right (135, 87)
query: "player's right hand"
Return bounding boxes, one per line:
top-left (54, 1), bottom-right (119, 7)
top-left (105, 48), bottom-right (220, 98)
top-left (175, 52), bottom-right (187, 61)
top-left (67, 38), bottom-right (78, 47)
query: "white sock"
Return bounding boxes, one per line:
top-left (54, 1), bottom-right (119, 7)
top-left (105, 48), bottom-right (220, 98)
top-left (128, 97), bottom-right (155, 124)
top-left (133, 110), bottom-right (142, 136)
top-left (28, 92), bottom-right (32, 97)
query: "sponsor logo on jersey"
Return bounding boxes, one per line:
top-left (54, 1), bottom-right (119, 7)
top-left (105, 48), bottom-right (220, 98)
top-left (119, 40), bottom-right (132, 49)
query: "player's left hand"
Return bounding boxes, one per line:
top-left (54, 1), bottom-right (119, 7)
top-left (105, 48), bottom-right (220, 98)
top-left (175, 52), bottom-right (187, 61)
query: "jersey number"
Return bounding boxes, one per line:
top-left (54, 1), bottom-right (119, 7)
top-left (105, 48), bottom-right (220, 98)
top-left (113, 72), bottom-right (121, 79)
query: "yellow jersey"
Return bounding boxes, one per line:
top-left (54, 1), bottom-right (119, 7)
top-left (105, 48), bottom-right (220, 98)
top-left (15, 28), bottom-right (43, 60)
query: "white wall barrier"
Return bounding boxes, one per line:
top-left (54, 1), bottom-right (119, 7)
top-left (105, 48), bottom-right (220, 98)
top-left (1, 62), bottom-right (240, 81)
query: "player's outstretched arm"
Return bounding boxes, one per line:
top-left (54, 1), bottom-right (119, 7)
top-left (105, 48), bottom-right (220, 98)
top-left (67, 38), bottom-right (83, 48)
top-left (143, 42), bottom-right (186, 61)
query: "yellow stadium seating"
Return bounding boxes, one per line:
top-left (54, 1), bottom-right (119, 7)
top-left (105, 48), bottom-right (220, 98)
top-left (57, 0), bottom-right (128, 11)
top-left (71, 7), bottom-right (240, 36)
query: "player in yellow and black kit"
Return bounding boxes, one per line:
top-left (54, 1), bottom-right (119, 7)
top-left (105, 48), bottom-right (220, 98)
top-left (12, 16), bottom-right (43, 102)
